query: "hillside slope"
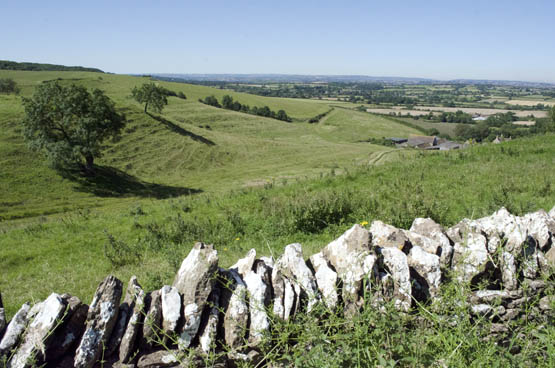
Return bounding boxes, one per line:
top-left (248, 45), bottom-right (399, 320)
top-left (1, 133), bottom-right (554, 318)
top-left (0, 71), bottom-right (420, 220)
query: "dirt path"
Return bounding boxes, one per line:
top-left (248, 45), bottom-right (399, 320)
top-left (368, 149), bottom-right (397, 165)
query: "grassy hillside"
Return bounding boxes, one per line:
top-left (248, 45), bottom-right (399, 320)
top-left (1, 133), bottom-right (554, 318)
top-left (0, 71), bottom-right (419, 220)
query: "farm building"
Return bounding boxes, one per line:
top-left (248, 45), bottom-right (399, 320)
top-left (387, 137), bottom-right (408, 144)
top-left (406, 135), bottom-right (437, 149)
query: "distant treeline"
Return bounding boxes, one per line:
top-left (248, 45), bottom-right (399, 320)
top-left (454, 112), bottom-right (554, 141)
top-left (0, 60), bottom-right (104, 73)
top-left (199, 95), bottom-right (292, 122)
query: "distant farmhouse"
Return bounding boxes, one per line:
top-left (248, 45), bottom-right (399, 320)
top-left (389, 135), bottom-right (464, 151)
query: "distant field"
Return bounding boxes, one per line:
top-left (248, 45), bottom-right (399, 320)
top-left (317, 108), bottom-right (421, 141)
top-left (366, 108), bottom-right (435, 116)
top-left (394, 117), bottom-right (464, 136)
top-left (413, 105), bottom-right (548, 118)
top-left (366, 105), bottom-right (547, 118)
top-left (505, 99), bottom-right (555, 107)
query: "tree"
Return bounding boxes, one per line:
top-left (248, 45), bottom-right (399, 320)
top-left (131, 82), bottom-right (168, 113)
top-left (22, 81), bottom-right (126, 174)
top-left (0, 78), bottom-right (19, 94)
top-left (222, 94), bottom-right (234, 109)
top-left (276, 109), bottom-right (291, 122)
top-left (202, 95), bottom-right (221, 107)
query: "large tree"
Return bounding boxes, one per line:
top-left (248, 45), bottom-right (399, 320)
top-left (22, 81), bottom-right (126, 174)
top-left (131, 82), bottom-right (168, 113)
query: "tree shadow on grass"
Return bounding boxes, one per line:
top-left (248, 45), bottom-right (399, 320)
top-left (60, 165), bottom-right (202, 199)
top-left (147, 113), bottom-right (216, 146)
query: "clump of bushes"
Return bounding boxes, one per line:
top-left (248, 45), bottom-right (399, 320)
top-left (200, 95), bottom-right (292, 122)
top-left (0, 78), bottom-right (19, 94)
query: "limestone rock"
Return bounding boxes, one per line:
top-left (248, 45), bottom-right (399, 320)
top-left (282, 277), bottom-right (296, 321)
top-left (502, 309), bottom-right (520, 321)
top-left (0, 309), bottom-right (5, 342)
top-left (469, 290), bottom-right (516, 305)
top-left (522, 210), bottom-right (555, 251)
top-left (199, 288), bottom-right (220, 353)
top-left (119, 276), bottom-right (146, 363)
top-left (545, 246), bottom-right (555, 268)
top-left (137, 349), bottom-right (181, 367)
top-left (173, 242), bottom-right (218, 350)
top-left (521, 241), bottom-right (540, 279)
top-left (259, 256), bottom-right (275, 268)
top-left (271, 267), bottom-right (286, 319)
top-left (539, 296), bottom-right (553, 311)
top-left (471, 304), bottom-right (492, 315)
top-left (244, 270), bottom-right (269, 345)
top-left (410, 218), bottom-right (453, 268)
top-left (275, 243), bottom-right (319, 312)
top-left (142, 289), bottom-right (162, 350)
top-left (254, 259), bottom-right (273, 307)
top-left (223, 269), bottom-right (249, 349)
top-left (549, 206), bottom-right (555, 219)
top-left (501, 252), bottom-right (518, 291)
top-left (45, 295), bottom-right (88, 362)
top-left (74, 275), bottom-right (123, 368)
top-left (451, 231), bottom-right (489, 283)
top-left (473, 208), bottom-right (528, 254)
top-left (537, 250), bottom-right (551, 275)
top-left (309, 252), bottom-right (338, 309)
top-left (230, 248), bottom-right (256, 278)
top-left (0, 293), bottom-right (5, 341)
top-left (407, 246), bottom-right (441, 299)
top-left (106, 303), bottom-right (130, 357)
top-left (228, 350), bottom-right (262, 366)
top-left (161, 285), bottom-right (181, 336)
top-left (0, 303), bottom-right (31, 356)
top-left (403, 230), bottom-right (440, 255)
top-left (380, 247), bottom-right (412, 311)
top-left (322, 225), bottom-right (374, 316)
top-left (522, 279), bottom-right (547, 291)
top-left (9, 293), bottom-right (66, 368)
top-left (370, 221), bottom-right (409, 249)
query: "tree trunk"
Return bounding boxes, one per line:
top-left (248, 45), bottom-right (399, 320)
top-left (144, 102), bottom-right (148, 113)
top-left (83, 154), bottom-right (95, 175)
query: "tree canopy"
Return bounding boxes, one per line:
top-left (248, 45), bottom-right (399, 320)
top-left (0, 78), bottom-right (19, 94)
top-left (131, 82), bottom-right (168, 113)
top-left (22, 81), bottom-right (126, 174)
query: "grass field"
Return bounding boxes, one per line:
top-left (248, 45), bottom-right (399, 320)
top-left (395, 117), bottom-right (464, 136)
top-left (0, 71), bottom-right (419, 221)
top-left (1, 132), bottom-right (554, 318)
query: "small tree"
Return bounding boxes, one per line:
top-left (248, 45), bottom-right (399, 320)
top-left (0, 78), bottom-right (20, 94)
top-left (22, 81), bottom-right (126, 174)
top-left (131, 82), bottom-right (168, 113)
top-left (222, 95), bottom-right (233, 109)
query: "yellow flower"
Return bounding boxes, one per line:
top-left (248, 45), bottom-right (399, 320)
top-left (360, 221), bottom-right (369, 226)
top-left (235, 237), bottom-right (240, 241)
top-left (224, 247), bottom-right (228, 251)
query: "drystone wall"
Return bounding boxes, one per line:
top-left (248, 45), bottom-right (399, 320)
top-left (0, 206), bottom-right (554, 368)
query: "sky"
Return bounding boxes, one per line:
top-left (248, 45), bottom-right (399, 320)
top-left (2, 0), bottom-right (555, 82)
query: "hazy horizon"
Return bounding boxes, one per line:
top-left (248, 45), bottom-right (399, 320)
top-left (3, 0), bottom-right (555, 83)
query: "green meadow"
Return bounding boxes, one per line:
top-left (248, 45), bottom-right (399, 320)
top-left (0, 70), bottom-right (420, 221)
